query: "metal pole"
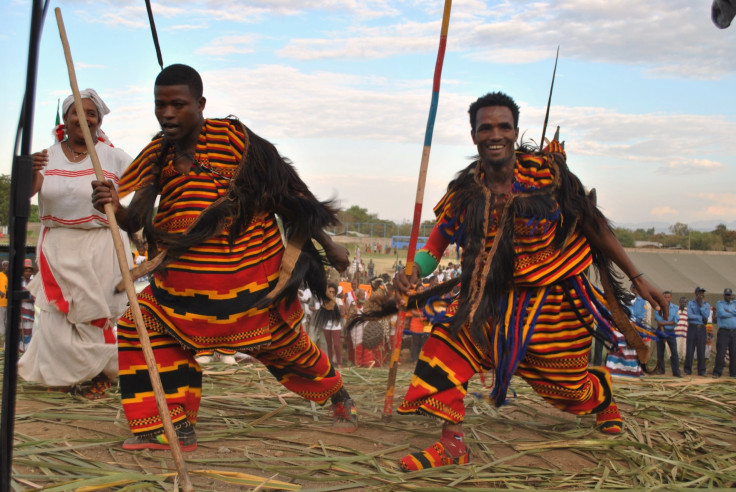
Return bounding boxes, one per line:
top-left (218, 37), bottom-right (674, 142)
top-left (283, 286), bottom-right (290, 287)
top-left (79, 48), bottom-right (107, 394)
top-left (1, 2), bottom-right (46, 489)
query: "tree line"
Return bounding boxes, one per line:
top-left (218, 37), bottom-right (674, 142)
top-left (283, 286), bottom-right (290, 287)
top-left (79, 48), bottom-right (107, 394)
top-left (0, 175), bottom-right (39, 230)
top-left (613, 223), bottom-right (736, 251)
top-left (334, 205), bottom-right (435, 239)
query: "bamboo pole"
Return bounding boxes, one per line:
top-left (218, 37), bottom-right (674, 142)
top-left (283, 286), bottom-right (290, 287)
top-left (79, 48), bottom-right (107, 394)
top-left (54, 8), bottom-right (194, 491)
top-left (382, 0), bottom-right (453, 422)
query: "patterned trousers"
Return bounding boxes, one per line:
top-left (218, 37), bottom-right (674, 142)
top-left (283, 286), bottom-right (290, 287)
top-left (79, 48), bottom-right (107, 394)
top-left (397, 283), bottom-right (614, 423)
top-left (118, 309), bottom-right (344, 437)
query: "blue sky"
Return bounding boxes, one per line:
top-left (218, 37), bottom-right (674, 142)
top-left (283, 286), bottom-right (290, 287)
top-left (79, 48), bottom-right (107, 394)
top-left (1, 0), bottom-right (735, 230)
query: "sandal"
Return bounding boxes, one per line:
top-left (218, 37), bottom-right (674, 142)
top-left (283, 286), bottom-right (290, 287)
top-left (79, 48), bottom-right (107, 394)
top-left (85, 376), bottom-right (112, 400)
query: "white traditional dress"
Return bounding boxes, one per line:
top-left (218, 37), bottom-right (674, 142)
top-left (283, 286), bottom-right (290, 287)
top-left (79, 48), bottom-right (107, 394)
top-left (18, 141), bottom-right (133, 387)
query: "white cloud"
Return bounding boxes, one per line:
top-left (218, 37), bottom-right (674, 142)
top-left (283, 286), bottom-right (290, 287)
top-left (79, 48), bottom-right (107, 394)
top-left (499, 106), bottom-right (736, 181)
top-left (279, 32), bottom-right (438, 60)
top-left (691, 192), bottom-right (736, 207)
top-left (73, 0), bottom-right (400, 27)
top-left (670, 192), bottom-right (736, 221)
top-left (274, 1), bottom-right (735, 78)
top-left (705, 206), bottom-right (736, 217)
top-left (651, 206), bottom-right (678, 216)
top-left (468, 0), bottom-right (734, 78)
top-left (81, 7), bottom-right (149, 29)
top-left (202, 65), bottom-right (455, 142)
top-left (62, 1), bottom-right (735, 79)
top-left (656, 159), bottom-right (725, 175)
top-left (195, 35), bottom-right (258, 56)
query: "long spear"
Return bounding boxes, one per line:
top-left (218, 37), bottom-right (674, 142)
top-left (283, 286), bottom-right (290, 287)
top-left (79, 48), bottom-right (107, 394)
top-left (145, 0), bottom-right (164, 70)
top-left (382, 0), bottom-right (452, 422)
top-left (54, 8), bottom-right (194, 491)
top-left (539, 46), bottom-right (559, 149)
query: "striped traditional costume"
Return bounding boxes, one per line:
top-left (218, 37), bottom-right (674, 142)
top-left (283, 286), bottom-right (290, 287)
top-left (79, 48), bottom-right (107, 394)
top-left (116, 119), bottom-right (345, 439)
top-left (397, 142), bottom-right (628, 470)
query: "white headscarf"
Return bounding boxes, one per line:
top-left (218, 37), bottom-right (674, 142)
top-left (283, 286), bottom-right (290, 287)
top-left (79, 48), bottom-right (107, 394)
top-left (60, 88), bottom-right (113, 145)
top-left (62, 88), bottom-right (110, 122)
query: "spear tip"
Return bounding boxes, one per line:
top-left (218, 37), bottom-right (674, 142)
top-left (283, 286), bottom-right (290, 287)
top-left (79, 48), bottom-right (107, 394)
top-left (539, 48), bottom-right (560, 150)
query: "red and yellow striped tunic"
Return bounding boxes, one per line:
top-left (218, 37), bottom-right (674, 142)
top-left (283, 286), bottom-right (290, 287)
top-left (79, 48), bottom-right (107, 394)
top-left (426, 152), bottom-right (592, 286)
top-left (118, 119), bottom-right (302, 350)
top-left (399, 152), bottom-right (617, 414)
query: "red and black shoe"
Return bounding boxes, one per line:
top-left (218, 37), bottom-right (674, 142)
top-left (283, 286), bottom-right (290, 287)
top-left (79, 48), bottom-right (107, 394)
top-left (399, 441), bottom-right (470, 471)
top-left (122, 425), bottom-right (197, 452)
top-left (596, 402), bottom-right (623, 434)
top-left (329, 397), bottom-right (358, 433)
top-left (85, 375), bottom-right (112, 400)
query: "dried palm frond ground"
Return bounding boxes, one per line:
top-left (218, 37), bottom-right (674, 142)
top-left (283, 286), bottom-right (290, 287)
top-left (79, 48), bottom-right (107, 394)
top-left (3, 350), bottom-right (735, 491)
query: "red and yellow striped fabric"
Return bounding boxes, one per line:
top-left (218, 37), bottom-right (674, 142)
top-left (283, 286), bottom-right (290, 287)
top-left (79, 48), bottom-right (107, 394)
top-left (115, 119), bottom-right (348, 439)
top-left (117, 119), bottom-right (302, 351)
top-left (398, 281), bottom-right (614, 422)
top-left (428, 154), bottom-right (591, 287)
top-left (118, 309), bottom-right (342, 437)
top-left (401, 152), bottom-right (618, 418)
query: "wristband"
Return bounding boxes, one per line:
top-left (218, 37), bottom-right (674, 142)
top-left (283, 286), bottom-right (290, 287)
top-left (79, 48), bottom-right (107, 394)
top-left (413, 250), bottom-right (438, 278)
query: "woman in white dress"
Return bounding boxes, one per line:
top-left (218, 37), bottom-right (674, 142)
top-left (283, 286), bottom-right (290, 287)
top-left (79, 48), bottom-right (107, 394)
top-left (18, 89), bottom-right (133, 399)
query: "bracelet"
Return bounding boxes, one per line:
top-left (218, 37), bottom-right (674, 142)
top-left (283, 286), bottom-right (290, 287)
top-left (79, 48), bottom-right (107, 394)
top-left (629, 273), bottom-right (644, 281)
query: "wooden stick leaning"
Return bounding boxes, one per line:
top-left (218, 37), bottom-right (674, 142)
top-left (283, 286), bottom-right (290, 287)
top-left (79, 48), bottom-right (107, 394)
top-left (54, 8), bottom-right (194, 492)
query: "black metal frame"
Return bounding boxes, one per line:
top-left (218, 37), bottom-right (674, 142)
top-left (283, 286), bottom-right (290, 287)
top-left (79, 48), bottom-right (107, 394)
top-left (1, 1), bottom-right (48, 490)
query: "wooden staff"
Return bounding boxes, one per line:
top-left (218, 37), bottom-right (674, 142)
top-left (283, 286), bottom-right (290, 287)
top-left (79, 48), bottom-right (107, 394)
top-left (382, 0), bottom-right (453, 422)
top-left (54, 8), bottom-right (194, 491)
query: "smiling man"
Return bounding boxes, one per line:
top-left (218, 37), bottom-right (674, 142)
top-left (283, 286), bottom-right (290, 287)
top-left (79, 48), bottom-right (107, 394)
top-left (91, 64), bottom-right (358, 451)
top-left (393, 92), bottom-right (667, 471)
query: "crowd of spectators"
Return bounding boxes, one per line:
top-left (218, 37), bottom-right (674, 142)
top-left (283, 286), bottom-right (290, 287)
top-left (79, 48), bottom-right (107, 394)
top-left (296, 247), bottom-right (463, 369)
top-left (603, 283), bottom-right (734, 379)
